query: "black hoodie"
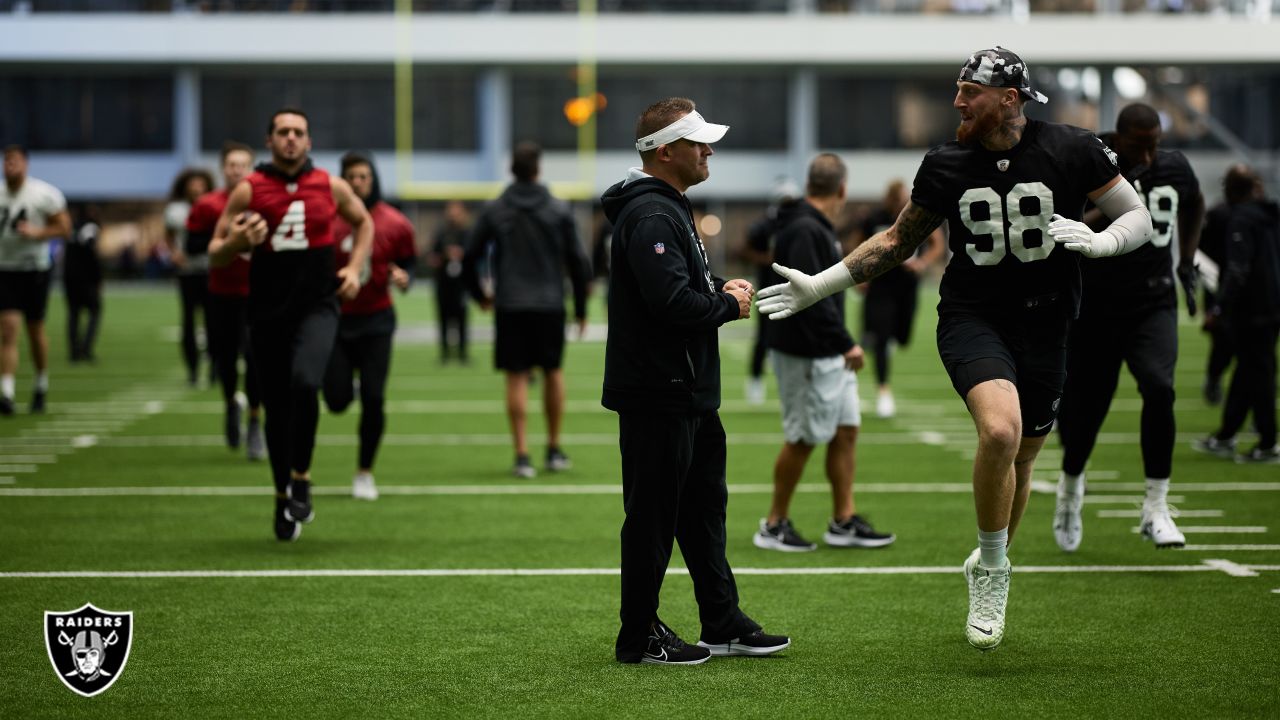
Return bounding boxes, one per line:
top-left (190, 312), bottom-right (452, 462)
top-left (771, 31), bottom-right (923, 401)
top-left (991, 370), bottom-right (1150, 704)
top-left (464, 180), bottom-right (590, 318)
top-left (765, 199), bottom-right (856, 358)
top-left (600, 175), bottom-right (739, 413)
top-left (1217, 199), bottom-right (1280, 325)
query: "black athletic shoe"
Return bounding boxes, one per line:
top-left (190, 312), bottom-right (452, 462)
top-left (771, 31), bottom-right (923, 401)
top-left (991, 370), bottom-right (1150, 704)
top-left (1236, 445), bottom-right (1280, 464)
top-left (274, 498), bottom-right (300, 542)
top-left (752, 518), bottom-right (817, 552)
top-left (284, 479), bottom-right (314, 524)
top-left (823, 514), bottom-right (896, 548)
top-left (546, 447), bottom-right (572, 472)
top-left (30, 389), bottom-right (45, 414)
top-left (638, 621), bottom-right (710, 665)
top-left (698, 629), bottom-right (791, 657)
top-left (224, 401), bottom-right (242, 449)
top-left (1191, 435), bottom-right (1235, 459)
top-left (0, 396), bottom-right (13, 417)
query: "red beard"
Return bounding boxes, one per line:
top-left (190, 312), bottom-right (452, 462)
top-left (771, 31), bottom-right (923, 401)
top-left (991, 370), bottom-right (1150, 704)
top-left (956, 107), bottom-right (1001, 147)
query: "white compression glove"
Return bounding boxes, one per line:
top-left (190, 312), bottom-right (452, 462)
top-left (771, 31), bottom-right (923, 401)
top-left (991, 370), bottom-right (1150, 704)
top-left (755, 262), bottom-right (855, 320)
top-left (1049, 180), bottom-right (1152, 258)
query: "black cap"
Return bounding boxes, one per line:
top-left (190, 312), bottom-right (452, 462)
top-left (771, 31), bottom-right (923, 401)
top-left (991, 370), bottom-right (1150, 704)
top-left (958, 46), bottom-right (1048, 104)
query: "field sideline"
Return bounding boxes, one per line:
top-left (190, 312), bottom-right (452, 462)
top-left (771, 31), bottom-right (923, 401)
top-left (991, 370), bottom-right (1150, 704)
top-left (1, 283), bottom-right (1276, 719)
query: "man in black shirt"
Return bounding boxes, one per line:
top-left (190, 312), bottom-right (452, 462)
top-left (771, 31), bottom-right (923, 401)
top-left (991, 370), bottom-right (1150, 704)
top-left (757, 47), bottom-right (1153, 651)
top-left (753, 154), bottom-right (894, 553)
top-left (430, 200), bottom-right (471, 364)
top-left (1053, 103), bottom-right (1205, 553)
top-left (602, 97), bottom-right (788, 665)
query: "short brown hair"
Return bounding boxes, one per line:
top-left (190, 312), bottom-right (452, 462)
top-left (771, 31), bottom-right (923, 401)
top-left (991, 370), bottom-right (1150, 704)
top-left (635, 97), bottom-right (695, 159)
top-left (511, 141), bottom-right (541, 182)
top-left (806, 153), bottom-right (847, 198)
top-left (267, 107), bottom-right (308, 135)
top-left (220, 140), bottom-right (254, 163)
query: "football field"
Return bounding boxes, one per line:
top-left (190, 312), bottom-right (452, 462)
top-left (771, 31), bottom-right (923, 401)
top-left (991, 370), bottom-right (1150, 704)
top-left (1, 284), bottom-right (1277, 719)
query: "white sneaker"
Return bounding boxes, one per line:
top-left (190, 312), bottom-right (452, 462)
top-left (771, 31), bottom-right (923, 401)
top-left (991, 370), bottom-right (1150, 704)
top-left (352, 473), bottom-right (379, 501)
top-left (1053, 488), bottom-right (1083, 553)
top-left (875, 390), bottom-right (896, 419)
top-left (964, 548), bottom-right (1011, 651)
top-left (1140, 501), bottom-right (1185, 548)
top-left (745, 377), bottom-right (766, 406)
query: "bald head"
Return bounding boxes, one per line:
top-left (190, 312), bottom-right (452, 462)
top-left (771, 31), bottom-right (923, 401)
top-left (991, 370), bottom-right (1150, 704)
top-left (806, 153), bottom-right (847, 199)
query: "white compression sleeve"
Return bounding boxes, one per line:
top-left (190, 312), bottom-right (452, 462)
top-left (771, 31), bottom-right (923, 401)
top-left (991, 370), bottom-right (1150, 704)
top-left (1093, 179), bottom-right (1153, 256)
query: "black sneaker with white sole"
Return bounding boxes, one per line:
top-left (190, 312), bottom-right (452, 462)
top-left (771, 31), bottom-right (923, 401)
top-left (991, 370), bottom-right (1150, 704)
top-left (698, 629), bottom-right (791, 657)
top-left (1191, 435), bottom-right (1235, 459)
top-left (823, 514), bottom-right (896, 548)
top-left (752, 518), bottom-right (816, 552)
top-left (284, 479), bottom-right (314, 524)
top-left (637, 621), bottom-right (710, 665)
top-left (274, 498), bottom-right (300, 542)
top-left (1236, 445), bottom-right (1280, 464)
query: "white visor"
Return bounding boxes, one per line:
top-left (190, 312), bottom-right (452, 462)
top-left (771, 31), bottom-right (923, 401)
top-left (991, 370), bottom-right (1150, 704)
top-left (634, 111), bottom-right (730, 152)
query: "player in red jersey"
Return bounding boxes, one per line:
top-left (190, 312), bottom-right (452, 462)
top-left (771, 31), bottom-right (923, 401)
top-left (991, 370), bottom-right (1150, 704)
top-left (322, 152), bottom-right (416, 501)
top-left (209, 108), bottom-right (373, 542)
top-left (187, 141), bottom-right (265, 460)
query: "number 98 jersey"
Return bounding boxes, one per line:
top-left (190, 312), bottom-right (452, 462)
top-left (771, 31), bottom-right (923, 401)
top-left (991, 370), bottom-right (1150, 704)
top-left (911, 119), bottom-right (1120, 316)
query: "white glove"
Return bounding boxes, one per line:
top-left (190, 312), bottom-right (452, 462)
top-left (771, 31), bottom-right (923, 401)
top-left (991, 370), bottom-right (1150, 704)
top-left (1048, 214), bottom-right (1123, 258)
top-left (755, 262), bottom-right (854, 320)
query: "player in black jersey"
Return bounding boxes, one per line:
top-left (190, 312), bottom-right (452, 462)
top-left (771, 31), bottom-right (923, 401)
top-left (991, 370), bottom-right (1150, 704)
top-left (757, 47), bottom-right (1153, 651)
top-left (1053, 103), bottom-right (1204, 554)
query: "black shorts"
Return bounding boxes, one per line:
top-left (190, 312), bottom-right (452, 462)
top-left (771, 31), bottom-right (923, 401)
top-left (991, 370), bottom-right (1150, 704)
top-left (494, 309), bottom-right (566, 372)
top-left (0, 270), bottom-right (52, 322)
top-left (936, 297), bottom-right (1069, 438)
top-left (864, 280), bottom-right (919, 346)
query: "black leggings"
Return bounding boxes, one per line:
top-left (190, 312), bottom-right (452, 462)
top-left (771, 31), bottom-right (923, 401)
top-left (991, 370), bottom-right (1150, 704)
top-left (208, 294), bottom-right (260, 410)
top-left (65, 292), bottom-right (101, 361)
top-left (1217, 320), bottom-right (1279, 449)
top-left (178, 273), bottom-right (211, 381)
top-left (323, 317), bottom-right (394, 470)
top-left (250, 301), bottom-right (339, 493)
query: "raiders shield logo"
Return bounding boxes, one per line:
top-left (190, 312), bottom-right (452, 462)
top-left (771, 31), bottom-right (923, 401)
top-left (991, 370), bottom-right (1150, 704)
top-left (996, 159), bottom-right (1011, 172)
top-left (44, 603), bottom-right (133, 697)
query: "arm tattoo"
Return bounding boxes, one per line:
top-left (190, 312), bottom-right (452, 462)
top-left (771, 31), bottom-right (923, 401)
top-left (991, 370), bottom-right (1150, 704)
top-left (844, 202), bottom-right (945, 284)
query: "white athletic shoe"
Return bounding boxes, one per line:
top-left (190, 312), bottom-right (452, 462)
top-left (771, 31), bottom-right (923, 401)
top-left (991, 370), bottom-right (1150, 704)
top-left (875, 390), bottom-right (896, 419)
top-left (745, 377), bottom-right (766, 406)
top-left (352, 473), bottom-right (379, 501)
top-left (964, 548), bottom-right (1011, 651)
top-left (1140, 501), bottom-right (1185, 548)
top-left (1053, 489), bottom-right (1084, 553)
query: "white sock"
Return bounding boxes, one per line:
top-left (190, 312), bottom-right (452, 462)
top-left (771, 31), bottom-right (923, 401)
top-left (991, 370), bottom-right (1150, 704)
top-left (1145, 478), bottom-right (1169, 506)
top-left (355, 470), bottom-right (373, 483)
top-left (978, 528), bottom-right (1009, 569)
top-left (1, 374), bottom-right (13, 399)
top-left (1058, 471), bottom-right (1085, 497)
top-left (35, 372), bottom-right (49, 392)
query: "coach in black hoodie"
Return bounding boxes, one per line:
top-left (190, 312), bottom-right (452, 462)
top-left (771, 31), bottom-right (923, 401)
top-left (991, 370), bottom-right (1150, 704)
top-left (601, 97), bottom-right (789, 666)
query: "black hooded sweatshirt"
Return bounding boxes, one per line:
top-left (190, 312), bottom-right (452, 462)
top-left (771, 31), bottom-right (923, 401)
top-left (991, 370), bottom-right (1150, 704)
top-left (600, 175), bottom-right (739, 413)
top-left (765, 199), bottom-right (856, 358)
top-left (464, 180), bottom-right (590, 318)
top-left (1217, 198), bottom-right (1280, 325)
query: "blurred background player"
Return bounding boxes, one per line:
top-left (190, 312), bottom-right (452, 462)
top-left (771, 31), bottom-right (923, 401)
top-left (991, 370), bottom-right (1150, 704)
top-left (741, 177), bottom-right (799, 406)
top-left (428, 199), bottom-right (471, 365)
top-left (188, 141), bottom-right (265, 459)
top-left (1197, 172), bottom-right (1239, 406)
top-left (1, 144), bottom-right (71, 415)
top-left (165, 167), bottom-right (215, 387)
top-left (209, 108), bottom-right (372, 542)
top-left (753, 154), bottom-right (894, 553)
top-left (852, 179), bottom-right (945, 418)
top-left (1053, 102), bottom-right (1204, 553)
top-left (1194, 165), bottom-right (1280, 464)
top-left (465, 141), bottom-right (591, 478)
top-left (757, 47), bottom-right (1153, 651)
top-left (323, 151), bottom-right (416, 501)
top-left (64, 202), bottom-right (104, 364)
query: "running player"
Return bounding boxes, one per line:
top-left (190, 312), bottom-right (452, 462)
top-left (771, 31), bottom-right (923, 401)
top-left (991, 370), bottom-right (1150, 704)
top-left (188, 141), bottom-right (266, 460)
top-left (323, 151), bottom-right (416, 501)
top-left (209, 108), bottom-right (373, 541)
top-left (1, 145), bottom-right (72, 415)
top-left (1053, 103), bottom-right (1204, 553)
top-left (757, 47), bottom-right (1153, 651)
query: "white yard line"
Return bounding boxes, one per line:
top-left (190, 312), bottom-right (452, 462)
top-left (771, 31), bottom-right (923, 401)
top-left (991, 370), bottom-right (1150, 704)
top-left (1132, 526), bottom-right (1267, 534)
top-left (1098, 509), bottom-right (1224, 518)
top-left (0, 561), bottom-right (1255, 580)
top-left (1182, 545), bottom-right (1280, 551)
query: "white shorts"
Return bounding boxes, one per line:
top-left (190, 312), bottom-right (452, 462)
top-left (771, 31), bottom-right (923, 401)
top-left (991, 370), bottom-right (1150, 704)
top-left (771, 350), bottom-right (861, 445)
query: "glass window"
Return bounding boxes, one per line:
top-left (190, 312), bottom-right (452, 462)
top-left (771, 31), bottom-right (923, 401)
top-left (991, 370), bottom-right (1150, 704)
top-left (0, 73), bottom-right (172, 150)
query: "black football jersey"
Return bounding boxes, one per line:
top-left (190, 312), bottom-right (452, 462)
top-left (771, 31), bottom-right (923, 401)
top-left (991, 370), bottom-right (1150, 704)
top-left (1078, 139), bottom-right (1201, 314)
top-left (911, 119), bottom-right (1120, 315)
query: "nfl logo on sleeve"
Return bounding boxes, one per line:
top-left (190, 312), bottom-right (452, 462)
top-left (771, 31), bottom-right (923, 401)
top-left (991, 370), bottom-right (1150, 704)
top-left (653, 243), bottom-right (665, 255)
top-left (45, 603), bottom-right (134, 697)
